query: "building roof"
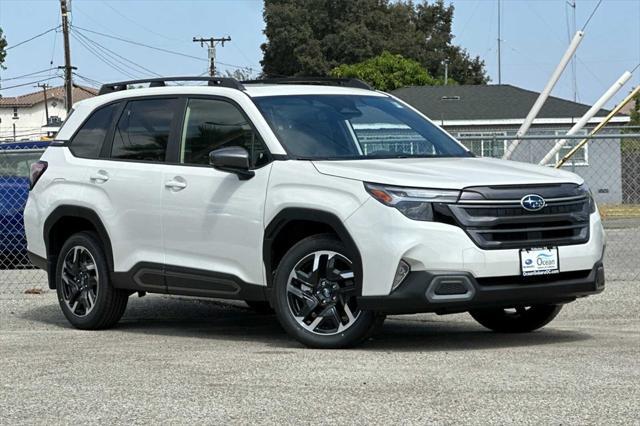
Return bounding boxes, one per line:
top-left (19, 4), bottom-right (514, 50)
top-left (0, 84), bottom-right (97, 107)
top-left (391, 84), bottom-right (613, 122)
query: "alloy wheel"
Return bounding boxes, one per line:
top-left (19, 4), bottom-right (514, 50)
top-left (286, 250), bottom-right (361, 335)
top-left (60, 245), bottom-right (99, 317)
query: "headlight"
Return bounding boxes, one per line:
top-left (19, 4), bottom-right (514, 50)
top-left (364, 183), bottom-right (460, 221)
top-left (578, 183), bottom-right (596, 213)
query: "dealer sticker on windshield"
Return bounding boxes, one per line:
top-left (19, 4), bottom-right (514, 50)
top-left (520, 247), bottom-right (559, 276)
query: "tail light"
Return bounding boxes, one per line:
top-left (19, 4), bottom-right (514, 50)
top-left (29, 161), bottom-right (48, 190)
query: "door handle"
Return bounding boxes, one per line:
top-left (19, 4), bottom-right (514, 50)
top-left (89, 170), bottom-right (109, 183)
top-left (165, 178), bottom-right (187, 191)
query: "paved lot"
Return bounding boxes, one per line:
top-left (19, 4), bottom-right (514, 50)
top-left (0, 219), bottom-right (638, 424)
top-left (0, 277), bottom-right (638, 425)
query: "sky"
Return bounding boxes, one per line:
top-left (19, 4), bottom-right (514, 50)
top-left (0, 0), bottom-right (638, 109)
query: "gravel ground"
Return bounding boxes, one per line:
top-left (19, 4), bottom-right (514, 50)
top-left (0, 278), bottom-right (638, 425)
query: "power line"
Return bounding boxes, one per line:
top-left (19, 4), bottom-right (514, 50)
top-left (0, 68), bottom-right (57, 81)
top-left (581, 0), bottom-right (604, 32)
top-left (73, 72), bottom-right (103, 86)
top-left (5, 26), bottom-right (60, 50)
top-left (0, 76), bottom-right (62, 92)
top-left (99, 0), bottom-right (186, 44)
top-left (71, 32), bottom-right (140, 79)
top-left (71, 25), bottom-right (208, 62)
top-left (73, 29), bottom-right (163, 78)
top-left (73, 83), bottom-right (99, 95)
top-left (72, 24), bottom-right (255, 74)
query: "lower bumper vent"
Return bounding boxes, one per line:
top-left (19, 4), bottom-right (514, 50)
top-left (426, 276), bottom-right (475, 302)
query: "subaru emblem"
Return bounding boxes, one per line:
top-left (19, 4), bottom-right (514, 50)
top-left (521, 194), bottom-right (545, 211)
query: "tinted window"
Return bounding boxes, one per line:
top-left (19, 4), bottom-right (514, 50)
top-left (69, 103), bottom-right (118, 158)
top-left (180, 98), bottom-right (269, 167)
top-left (111, 98), bottom-right (177, 162)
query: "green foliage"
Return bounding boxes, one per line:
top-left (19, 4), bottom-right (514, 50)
top-left (330, 51), bottom-right (441, 91)
top-left (0, 28), bottom-right (7, 70)
top-left (261, 0), bottom-right (487, 84)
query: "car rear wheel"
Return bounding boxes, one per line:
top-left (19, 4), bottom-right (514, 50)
top-left (469, 304), bottom-right (562, 333)
top-left (272, 234), bottom-right (381, 349)
top-left (56, 232), bottom-right (128, 329)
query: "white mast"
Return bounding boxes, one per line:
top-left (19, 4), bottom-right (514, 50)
top-left (503, 31), bottom-right (584, 160)
top-left (539, 71), bottom-right (632, 165)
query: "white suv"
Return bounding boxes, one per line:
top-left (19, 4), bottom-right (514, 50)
top-left (24, 77), bottom-right (605, 348)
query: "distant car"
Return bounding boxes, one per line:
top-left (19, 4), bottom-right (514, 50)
top-left (0, 141), bottom-right (49, 268)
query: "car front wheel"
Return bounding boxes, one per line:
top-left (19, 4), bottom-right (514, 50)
top-left (272, 234), bottom-right (381, 348)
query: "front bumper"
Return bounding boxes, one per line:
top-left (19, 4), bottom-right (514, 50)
top-left (357, 262), bottom-right (605, 315)
top-left (345, 198), bottom-right (606, 296)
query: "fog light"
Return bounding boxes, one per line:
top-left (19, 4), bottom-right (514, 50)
top-left (392, 260), bottom-right (411, 291)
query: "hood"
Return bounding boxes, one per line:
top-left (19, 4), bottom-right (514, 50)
top-left (312, 157), bottom-right (582, 189)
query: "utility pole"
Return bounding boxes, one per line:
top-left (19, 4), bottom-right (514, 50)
top-left (37, 83), bottom-right (50, 124)
top-left (443, 59), bottom-right (449, 85)
top-left (192, 36), bottom-right (231, 77)
top-left (60, 0), bottom-right (73, 112)
top-left (497, 0), bottom-right (502, 84)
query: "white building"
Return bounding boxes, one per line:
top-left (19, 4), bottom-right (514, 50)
top-left (0, 85), bottom-right (97, 141)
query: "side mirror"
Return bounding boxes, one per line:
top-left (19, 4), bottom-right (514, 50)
top-left (209, 146), bottom-right (255, 180)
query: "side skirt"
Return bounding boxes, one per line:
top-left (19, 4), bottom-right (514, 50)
top-left (111, 262), bottom-right (268, 301)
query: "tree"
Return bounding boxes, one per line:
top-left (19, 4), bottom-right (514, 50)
top-left (260, 0), bottom-right (488, 84)
top-left (0, 27), bottom-right (7, 70)
top-left (223, 68), bottom-right (254, 81)
top-left (330, 51), bottom-right (441, 91)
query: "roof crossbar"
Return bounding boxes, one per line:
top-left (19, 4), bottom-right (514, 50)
top-left (241, 77), bottom-right (372, 90)
top-left (98, 76), bottom-right (245, 95)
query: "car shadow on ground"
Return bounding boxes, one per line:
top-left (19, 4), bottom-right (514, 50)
top-left (19, 295), bottom-right (593, 352)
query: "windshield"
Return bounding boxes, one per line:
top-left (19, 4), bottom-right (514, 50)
top-left (253, 95), bottom-right (471, 160)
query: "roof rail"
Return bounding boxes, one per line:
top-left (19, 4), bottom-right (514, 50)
top-left (241, 77), bottom-right (372, 90)
top-left (98, 76), bottom-right (244, 95)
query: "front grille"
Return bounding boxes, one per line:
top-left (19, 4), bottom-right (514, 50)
top-left (445, 184), bottom-right (591, 250)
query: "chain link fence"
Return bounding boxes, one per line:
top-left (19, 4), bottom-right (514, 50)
top-left (457, 127), bottom-right (640, 282)
top-left (1, 130), bottom-right (639, 299)
top-left (0, 142), bottom-right (48, 299)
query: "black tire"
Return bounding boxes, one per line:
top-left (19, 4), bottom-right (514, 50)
top-left (245, 300), bottom-right (275, 314)
top-left (272, 234), bottom-right (380, 349)
top-left (55, 231), bottom-right (129, 330)
top-left (469, 304), bottom-right (562, 333)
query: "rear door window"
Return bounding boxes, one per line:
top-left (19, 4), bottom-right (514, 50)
top-left (111, 98), bottom-right (178, 162)
top-left (69, 103), bottom-right (119, 159)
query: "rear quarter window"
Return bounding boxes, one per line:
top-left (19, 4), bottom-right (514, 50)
top-left (68, 103), bottom-right (119, 159)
